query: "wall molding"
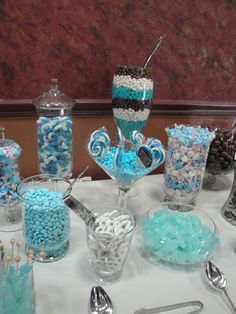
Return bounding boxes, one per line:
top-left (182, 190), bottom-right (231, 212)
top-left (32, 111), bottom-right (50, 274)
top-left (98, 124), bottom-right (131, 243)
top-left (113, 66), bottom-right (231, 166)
top-left (0, 98), bottom-right (236, 117)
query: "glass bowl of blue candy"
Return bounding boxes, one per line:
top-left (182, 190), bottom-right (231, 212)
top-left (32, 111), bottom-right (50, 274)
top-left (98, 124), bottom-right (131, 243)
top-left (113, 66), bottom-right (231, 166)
top-left (136, 202), bottom-right (220, 266)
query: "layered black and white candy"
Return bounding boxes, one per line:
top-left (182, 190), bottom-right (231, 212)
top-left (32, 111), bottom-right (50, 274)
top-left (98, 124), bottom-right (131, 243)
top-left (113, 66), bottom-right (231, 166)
top-left (112, 65), bottom-right (153, 140)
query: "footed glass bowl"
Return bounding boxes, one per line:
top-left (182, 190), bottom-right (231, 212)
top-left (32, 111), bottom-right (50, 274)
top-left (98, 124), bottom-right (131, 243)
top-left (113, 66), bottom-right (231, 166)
top-left (136, 202), bottom-right (219, 266)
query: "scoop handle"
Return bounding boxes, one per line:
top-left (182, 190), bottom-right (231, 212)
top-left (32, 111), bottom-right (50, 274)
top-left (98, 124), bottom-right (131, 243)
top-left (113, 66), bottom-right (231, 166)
top-left (134, 300), bottom-right (203, 314)
top-left (64, 195), bottom-right (96, 229)
top-left (223, 288), bottom-right (236, 313)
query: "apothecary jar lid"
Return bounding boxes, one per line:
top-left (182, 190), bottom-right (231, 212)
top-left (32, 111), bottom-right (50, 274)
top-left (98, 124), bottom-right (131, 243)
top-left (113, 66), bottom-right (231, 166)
top-left (33, 78), bottom-right (76, 110)
top-left (0, 126), bottom-right (21, 161)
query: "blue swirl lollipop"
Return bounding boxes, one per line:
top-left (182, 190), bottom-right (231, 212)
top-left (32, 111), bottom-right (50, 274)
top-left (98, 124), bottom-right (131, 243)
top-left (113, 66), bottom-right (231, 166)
top-left (137, 137), bottom-right (165, 168)
top-left (130, 130), bottom-right (145, 146)
top-left (114, 128), bottom-right (125, 169)
top-left (87, 128), bottom-right (110, 158)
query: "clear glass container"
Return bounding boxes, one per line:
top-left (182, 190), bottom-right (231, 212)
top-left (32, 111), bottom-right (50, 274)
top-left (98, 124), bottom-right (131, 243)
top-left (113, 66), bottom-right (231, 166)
top-left (163, 124), bottom-right (215, 205)
top-left (0, 245), bottom-right (36, 314)
top-left (136, 202), bottom-right (219, 266)
top-left (86, 206), bottom-right (136, 284)
top-left (112, 65), bottom-right (153, 141)
top-left (33, 78), bottom-right (75, 178)
top-left (86, 128), bottom-right (165, 210)
top-left (0, 126), bottom-right (22, 232)
top-left (202, 119), bottom-right (236, 190)
top-left (221, 157), bottom-right (236, 226)
top-left (17, 175), bottom-right (72, 262)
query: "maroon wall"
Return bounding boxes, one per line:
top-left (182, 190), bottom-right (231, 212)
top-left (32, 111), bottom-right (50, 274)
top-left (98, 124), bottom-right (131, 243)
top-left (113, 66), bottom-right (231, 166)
top-left (0, 0), bottom-right (235, 101)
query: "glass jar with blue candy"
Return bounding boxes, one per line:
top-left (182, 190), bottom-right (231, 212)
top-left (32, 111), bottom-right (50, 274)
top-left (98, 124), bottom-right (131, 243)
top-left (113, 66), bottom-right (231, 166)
top-left (17, 175), bottom-right (72, 262)
top-left (33, 78), bottom-right (75, 178)
top-left (0, 126), bottom-right (22, 232)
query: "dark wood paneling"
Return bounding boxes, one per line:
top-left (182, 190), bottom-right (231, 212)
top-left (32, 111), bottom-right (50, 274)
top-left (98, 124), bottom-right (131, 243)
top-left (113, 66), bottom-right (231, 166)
top-left (0, 99), bottom-right (236, 116)
top-left (0, 112), bottom-right (235, 178)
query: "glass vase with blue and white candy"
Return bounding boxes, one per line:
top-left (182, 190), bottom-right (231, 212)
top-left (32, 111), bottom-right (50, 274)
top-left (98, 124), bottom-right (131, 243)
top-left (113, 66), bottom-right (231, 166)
top-left (163, 124), bottom-right (215, 205)
top-left (33, 78), bottom-right (75, 178)
top-left (17, 175), bottom-right (72, 262)
top-left (112, 65), bottom-right (153, 142)
top-left (87, 128), bottom-right (165, 209)
top-left (0, 126), bottom-right (22, 232)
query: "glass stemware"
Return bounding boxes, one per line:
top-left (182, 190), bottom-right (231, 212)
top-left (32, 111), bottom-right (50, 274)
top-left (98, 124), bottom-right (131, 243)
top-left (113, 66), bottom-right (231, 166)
top-left (112, 65), bottom-right (153, 142)
top-left (86, 128), bottom-right (165, 209)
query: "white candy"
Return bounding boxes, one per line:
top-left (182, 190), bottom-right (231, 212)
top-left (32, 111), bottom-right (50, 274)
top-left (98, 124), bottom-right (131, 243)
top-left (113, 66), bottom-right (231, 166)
top-left (173, 152), bottom-right (180, 160)
top-left (193, 153), bottom-right (200, 160)
top-left (87, 210), bottom-right (135, 275)
top-left (181, 155), bottom-right (189, 163)
top-left (113, 74), bottom-right (153, 91)
top-left (112, 108), bottom-right (150, 121)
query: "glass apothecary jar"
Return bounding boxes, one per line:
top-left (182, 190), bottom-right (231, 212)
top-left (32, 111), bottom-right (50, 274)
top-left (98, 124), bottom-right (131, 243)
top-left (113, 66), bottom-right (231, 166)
top-left (33, 78), bottom-right (75, 178)
top-left (17, 175), bottom-right (72, 262)
top-left (0, 126), bottom-right (22, 232)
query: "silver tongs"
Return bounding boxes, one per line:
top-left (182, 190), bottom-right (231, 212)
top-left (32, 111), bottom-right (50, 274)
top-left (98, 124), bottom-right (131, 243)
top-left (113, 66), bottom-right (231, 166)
top-left (134, 300), bottom-right (203, 314)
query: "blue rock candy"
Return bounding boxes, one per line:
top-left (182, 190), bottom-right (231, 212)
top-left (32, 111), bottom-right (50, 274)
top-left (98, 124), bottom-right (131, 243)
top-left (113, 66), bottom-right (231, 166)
top-left (141, 207), bottom-right (219, 264)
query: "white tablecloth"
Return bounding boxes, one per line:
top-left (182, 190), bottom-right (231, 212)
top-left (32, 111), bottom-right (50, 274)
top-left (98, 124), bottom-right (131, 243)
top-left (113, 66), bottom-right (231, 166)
top-left (1, 174), bottom-right (236, 314)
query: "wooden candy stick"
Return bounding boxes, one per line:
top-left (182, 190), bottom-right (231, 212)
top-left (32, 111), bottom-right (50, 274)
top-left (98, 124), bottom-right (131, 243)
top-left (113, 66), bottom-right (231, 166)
top-left (5, 255), bottom-right (11, 274)
top-left (15, 256), bottom-right (21, 273)
top-left (27, 254), bottom-right (34, 262)
top-left (10, 239), bottom-right (16, 264)
top-left (39, 251), bottom-right (46, 259)
top-left (16, 241), bottom-right (20, 257)
top-left (27, 250), bottom-right (34, 257)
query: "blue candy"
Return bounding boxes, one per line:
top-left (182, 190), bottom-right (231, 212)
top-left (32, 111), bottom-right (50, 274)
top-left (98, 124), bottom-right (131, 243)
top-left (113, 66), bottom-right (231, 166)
top-left (37, 116), bottom-right (72, 177)
top-left (141, 207), bottom-right (219, 264)
top-left (23, 187), bottom-right (69, 258)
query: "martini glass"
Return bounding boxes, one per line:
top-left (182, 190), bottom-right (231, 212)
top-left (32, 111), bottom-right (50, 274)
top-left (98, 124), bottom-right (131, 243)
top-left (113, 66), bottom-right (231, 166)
top-left (86, 128), bottom-right (165, 209)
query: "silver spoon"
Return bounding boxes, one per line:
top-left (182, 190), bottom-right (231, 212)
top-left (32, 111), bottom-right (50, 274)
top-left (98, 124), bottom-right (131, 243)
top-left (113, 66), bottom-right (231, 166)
top-left (90, 286), bottom-right (113, 314)
top-left (204, 261), bottom-right (236, 313)
top-left (71, 165), bottom-right (90, 189)
top-left (143, 34), bottom-right (166, 69)
top-left (134, 301), bottom-right (203, 314)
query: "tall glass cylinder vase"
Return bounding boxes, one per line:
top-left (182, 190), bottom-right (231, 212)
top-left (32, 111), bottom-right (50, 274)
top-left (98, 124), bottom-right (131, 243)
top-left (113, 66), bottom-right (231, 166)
top-left (112, 65), bottom-right (153, 142)
top-left (33, 79), bottom-right (75, 178)
top-left (221, 157), bottom-right (236, 226)
top-left (163, 124), bottom-right (215, 205)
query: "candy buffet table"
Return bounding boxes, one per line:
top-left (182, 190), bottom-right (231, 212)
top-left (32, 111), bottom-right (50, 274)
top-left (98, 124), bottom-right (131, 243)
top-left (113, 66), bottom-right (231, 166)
top-left (1, 174), bottom-right (236, 314)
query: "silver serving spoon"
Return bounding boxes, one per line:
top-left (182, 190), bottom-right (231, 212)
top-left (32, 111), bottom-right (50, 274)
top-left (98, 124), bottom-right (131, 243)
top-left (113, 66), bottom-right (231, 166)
top-left (70, 165), bottom-right (90, 189)
top-left (134, 301), bottom-right (203, 314)
top-left (204, 261), bottom-right (236, 312)
top-left (90, 286), bottom-right (113, 314)
top-left (143, 34), bottom-right (166, 69)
